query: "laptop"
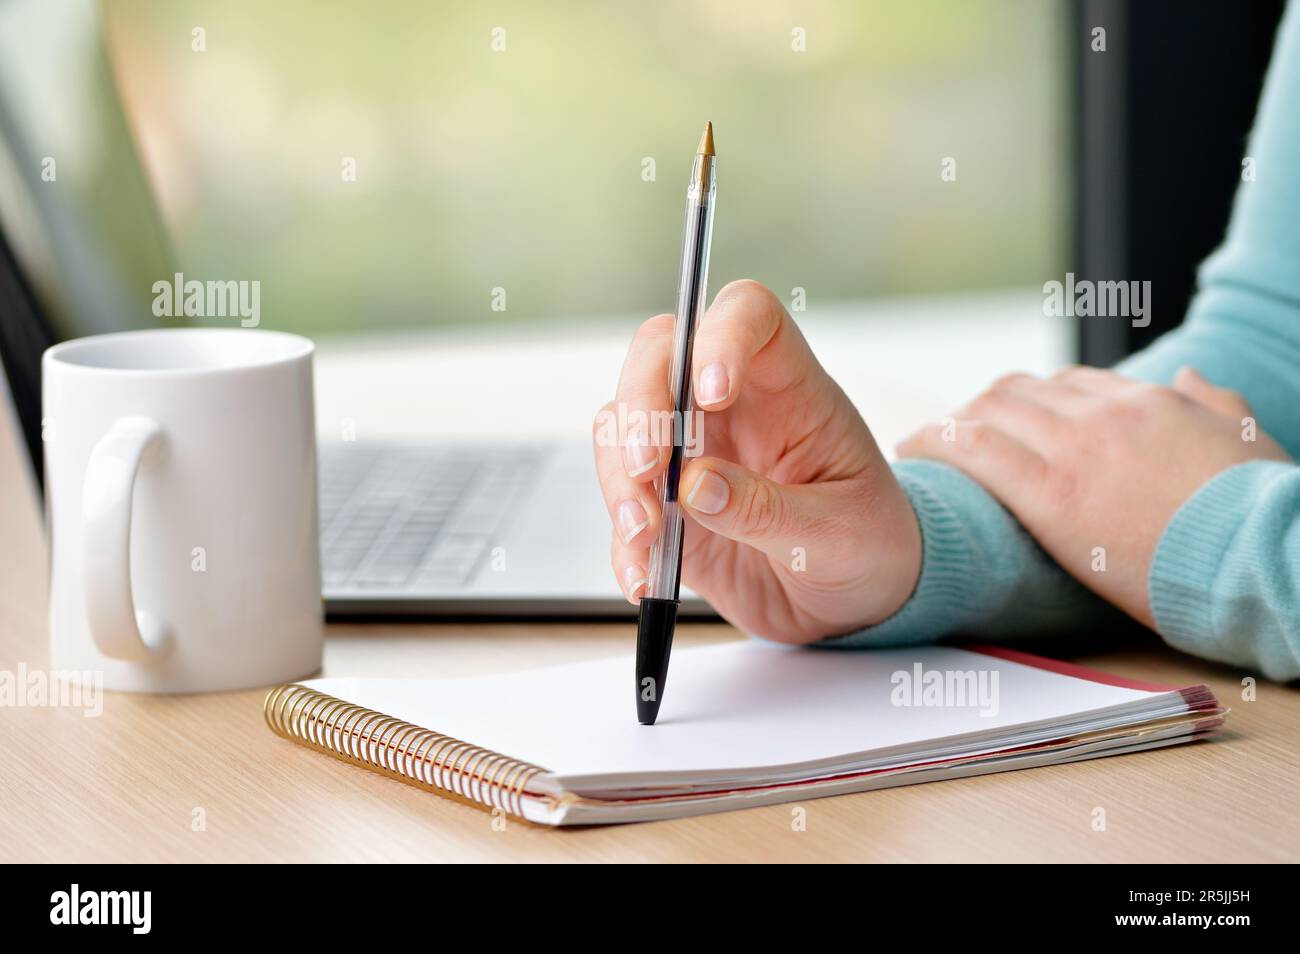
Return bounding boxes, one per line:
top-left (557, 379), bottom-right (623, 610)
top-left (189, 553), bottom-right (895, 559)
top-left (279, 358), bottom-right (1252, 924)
top-left (0, 12), bottom-right (707, 619)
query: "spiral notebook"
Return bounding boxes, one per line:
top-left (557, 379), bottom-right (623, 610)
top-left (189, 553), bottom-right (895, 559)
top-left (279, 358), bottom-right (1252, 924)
top-left (264, 641), bottom-right (1226, 826)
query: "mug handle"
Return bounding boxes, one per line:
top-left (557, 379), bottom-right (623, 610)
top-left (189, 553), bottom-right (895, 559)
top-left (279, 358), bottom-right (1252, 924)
top-left (82, 416), bottom-right (172, 662)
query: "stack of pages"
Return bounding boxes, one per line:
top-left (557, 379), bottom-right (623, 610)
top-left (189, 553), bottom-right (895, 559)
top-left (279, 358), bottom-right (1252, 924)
top-left (265, 641), bottom-right (1225, 826)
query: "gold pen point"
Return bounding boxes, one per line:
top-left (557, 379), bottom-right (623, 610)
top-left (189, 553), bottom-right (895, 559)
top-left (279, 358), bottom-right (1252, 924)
top-left (697, 121), bottom-right (715, 156)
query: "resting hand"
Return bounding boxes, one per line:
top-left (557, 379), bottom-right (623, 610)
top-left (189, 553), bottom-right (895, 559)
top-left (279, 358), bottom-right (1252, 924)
top-left (898, 365), bottom-right (1291, 627)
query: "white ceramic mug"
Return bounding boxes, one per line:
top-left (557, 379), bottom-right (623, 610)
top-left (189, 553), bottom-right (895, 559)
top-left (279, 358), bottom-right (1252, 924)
top-left (43, 328), bottom-right (323, 693)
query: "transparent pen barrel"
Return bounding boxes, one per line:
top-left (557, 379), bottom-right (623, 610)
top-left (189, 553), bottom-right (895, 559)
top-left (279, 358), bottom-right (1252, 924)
top-left (645, 154), bottom-right (716, 601)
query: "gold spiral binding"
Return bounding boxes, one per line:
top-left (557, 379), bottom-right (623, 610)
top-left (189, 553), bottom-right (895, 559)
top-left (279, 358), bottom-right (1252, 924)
top-left (264, 684), bottom-right (548, 820)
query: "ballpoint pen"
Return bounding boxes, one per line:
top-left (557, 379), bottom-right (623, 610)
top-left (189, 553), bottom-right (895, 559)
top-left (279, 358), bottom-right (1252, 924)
top-left (635, 121), bottom-right (717, 725)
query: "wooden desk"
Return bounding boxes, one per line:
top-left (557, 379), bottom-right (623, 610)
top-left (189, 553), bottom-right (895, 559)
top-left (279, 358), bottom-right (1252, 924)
top-left (2, 402), bottom-right (1296, 863)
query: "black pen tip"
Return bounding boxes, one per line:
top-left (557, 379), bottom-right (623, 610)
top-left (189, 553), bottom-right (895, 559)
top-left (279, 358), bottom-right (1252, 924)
top-left (635, 596), bottom-right (679, 726)
top-left (637, 697), bottom-right (662, 725)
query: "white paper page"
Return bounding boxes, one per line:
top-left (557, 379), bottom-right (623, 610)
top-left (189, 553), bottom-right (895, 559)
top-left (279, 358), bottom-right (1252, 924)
top-left (302, 642), bottom-right (1164, 784)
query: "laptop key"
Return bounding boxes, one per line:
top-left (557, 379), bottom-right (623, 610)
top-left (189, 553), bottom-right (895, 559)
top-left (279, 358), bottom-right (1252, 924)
top-left (319, 442), bottom-right (543, 591)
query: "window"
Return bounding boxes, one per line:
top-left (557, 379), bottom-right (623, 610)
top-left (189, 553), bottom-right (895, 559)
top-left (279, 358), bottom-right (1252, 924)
top-left (93, 0), bottom-right (1069, 336)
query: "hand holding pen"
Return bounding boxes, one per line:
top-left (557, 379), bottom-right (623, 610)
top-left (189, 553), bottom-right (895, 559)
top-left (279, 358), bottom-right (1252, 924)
top-left (591, 125), bottom-right (926, 718)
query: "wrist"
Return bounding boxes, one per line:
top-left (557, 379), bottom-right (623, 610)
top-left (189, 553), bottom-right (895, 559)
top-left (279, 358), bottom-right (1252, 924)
top-left (860, 475), bottom-right (923, 626)
top-left (825, 459), bottom-right (998, 645)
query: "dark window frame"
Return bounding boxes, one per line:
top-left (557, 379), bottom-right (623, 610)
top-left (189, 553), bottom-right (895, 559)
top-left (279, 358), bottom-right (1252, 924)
top-left (1073, 0), bottom-right (1286, 367)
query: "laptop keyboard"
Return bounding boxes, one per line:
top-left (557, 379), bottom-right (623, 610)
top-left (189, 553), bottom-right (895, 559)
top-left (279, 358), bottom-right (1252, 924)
top-left (318, 442), bottom-right (540, 590)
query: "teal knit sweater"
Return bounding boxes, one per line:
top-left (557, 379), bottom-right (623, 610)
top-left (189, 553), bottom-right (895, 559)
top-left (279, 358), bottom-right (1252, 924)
top-left (828, 3), bottom-right (1300, 681)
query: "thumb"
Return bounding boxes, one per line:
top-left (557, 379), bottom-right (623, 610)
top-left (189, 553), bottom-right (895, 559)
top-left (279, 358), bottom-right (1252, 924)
top-left (1173, 366), bottom-right (1254, 420)
top-left (678, 456), bottom-right (838, 565)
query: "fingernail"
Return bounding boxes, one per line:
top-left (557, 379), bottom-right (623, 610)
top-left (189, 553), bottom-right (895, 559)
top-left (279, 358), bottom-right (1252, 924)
top-left (697, 362), bottom-right (730, 406)
top-left (624, 428), bottom-right (657, 476)
top-left (616, 499), bottom-right (650, 544)
top-left (685, 469), bottom-right (730, 514)
top-left (622, 564), bottom-right (647, 601)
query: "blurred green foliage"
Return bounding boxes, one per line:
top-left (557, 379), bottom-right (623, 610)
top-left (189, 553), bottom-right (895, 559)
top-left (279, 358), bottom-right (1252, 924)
top-left (103, 0), bottom-right (1067, 336)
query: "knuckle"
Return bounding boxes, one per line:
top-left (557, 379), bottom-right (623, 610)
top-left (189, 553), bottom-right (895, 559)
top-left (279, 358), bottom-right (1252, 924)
top-left (1132, 383), bottom-right (1173, 414)
top-left (963, 420), bottom-right (994, 452)
top-left (1052, 364), bottom-right (1089, 382)
top-left (633, 313), bottom-right (675, 345)
top-left (1102, 400), bottom-right (1143, 430)
top-left (966, 391), bottom-right (1003, 418)
top-left (911, 423), bottom-right (938, 444)
top-left (912, 423), bottom-right (947, 450)
top-left (990, 371), bottom-right (1031, 393)
top-left (1043, 468), bottom-right (1081, 510)
top-left (735, 478), bottom-right (786, 539)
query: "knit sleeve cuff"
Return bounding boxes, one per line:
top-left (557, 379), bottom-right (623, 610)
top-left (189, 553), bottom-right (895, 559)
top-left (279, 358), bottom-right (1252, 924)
top-left (1148, 459), bottom-right (1296, 657)
top-left (821, 459), bottom-right (993, 648)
